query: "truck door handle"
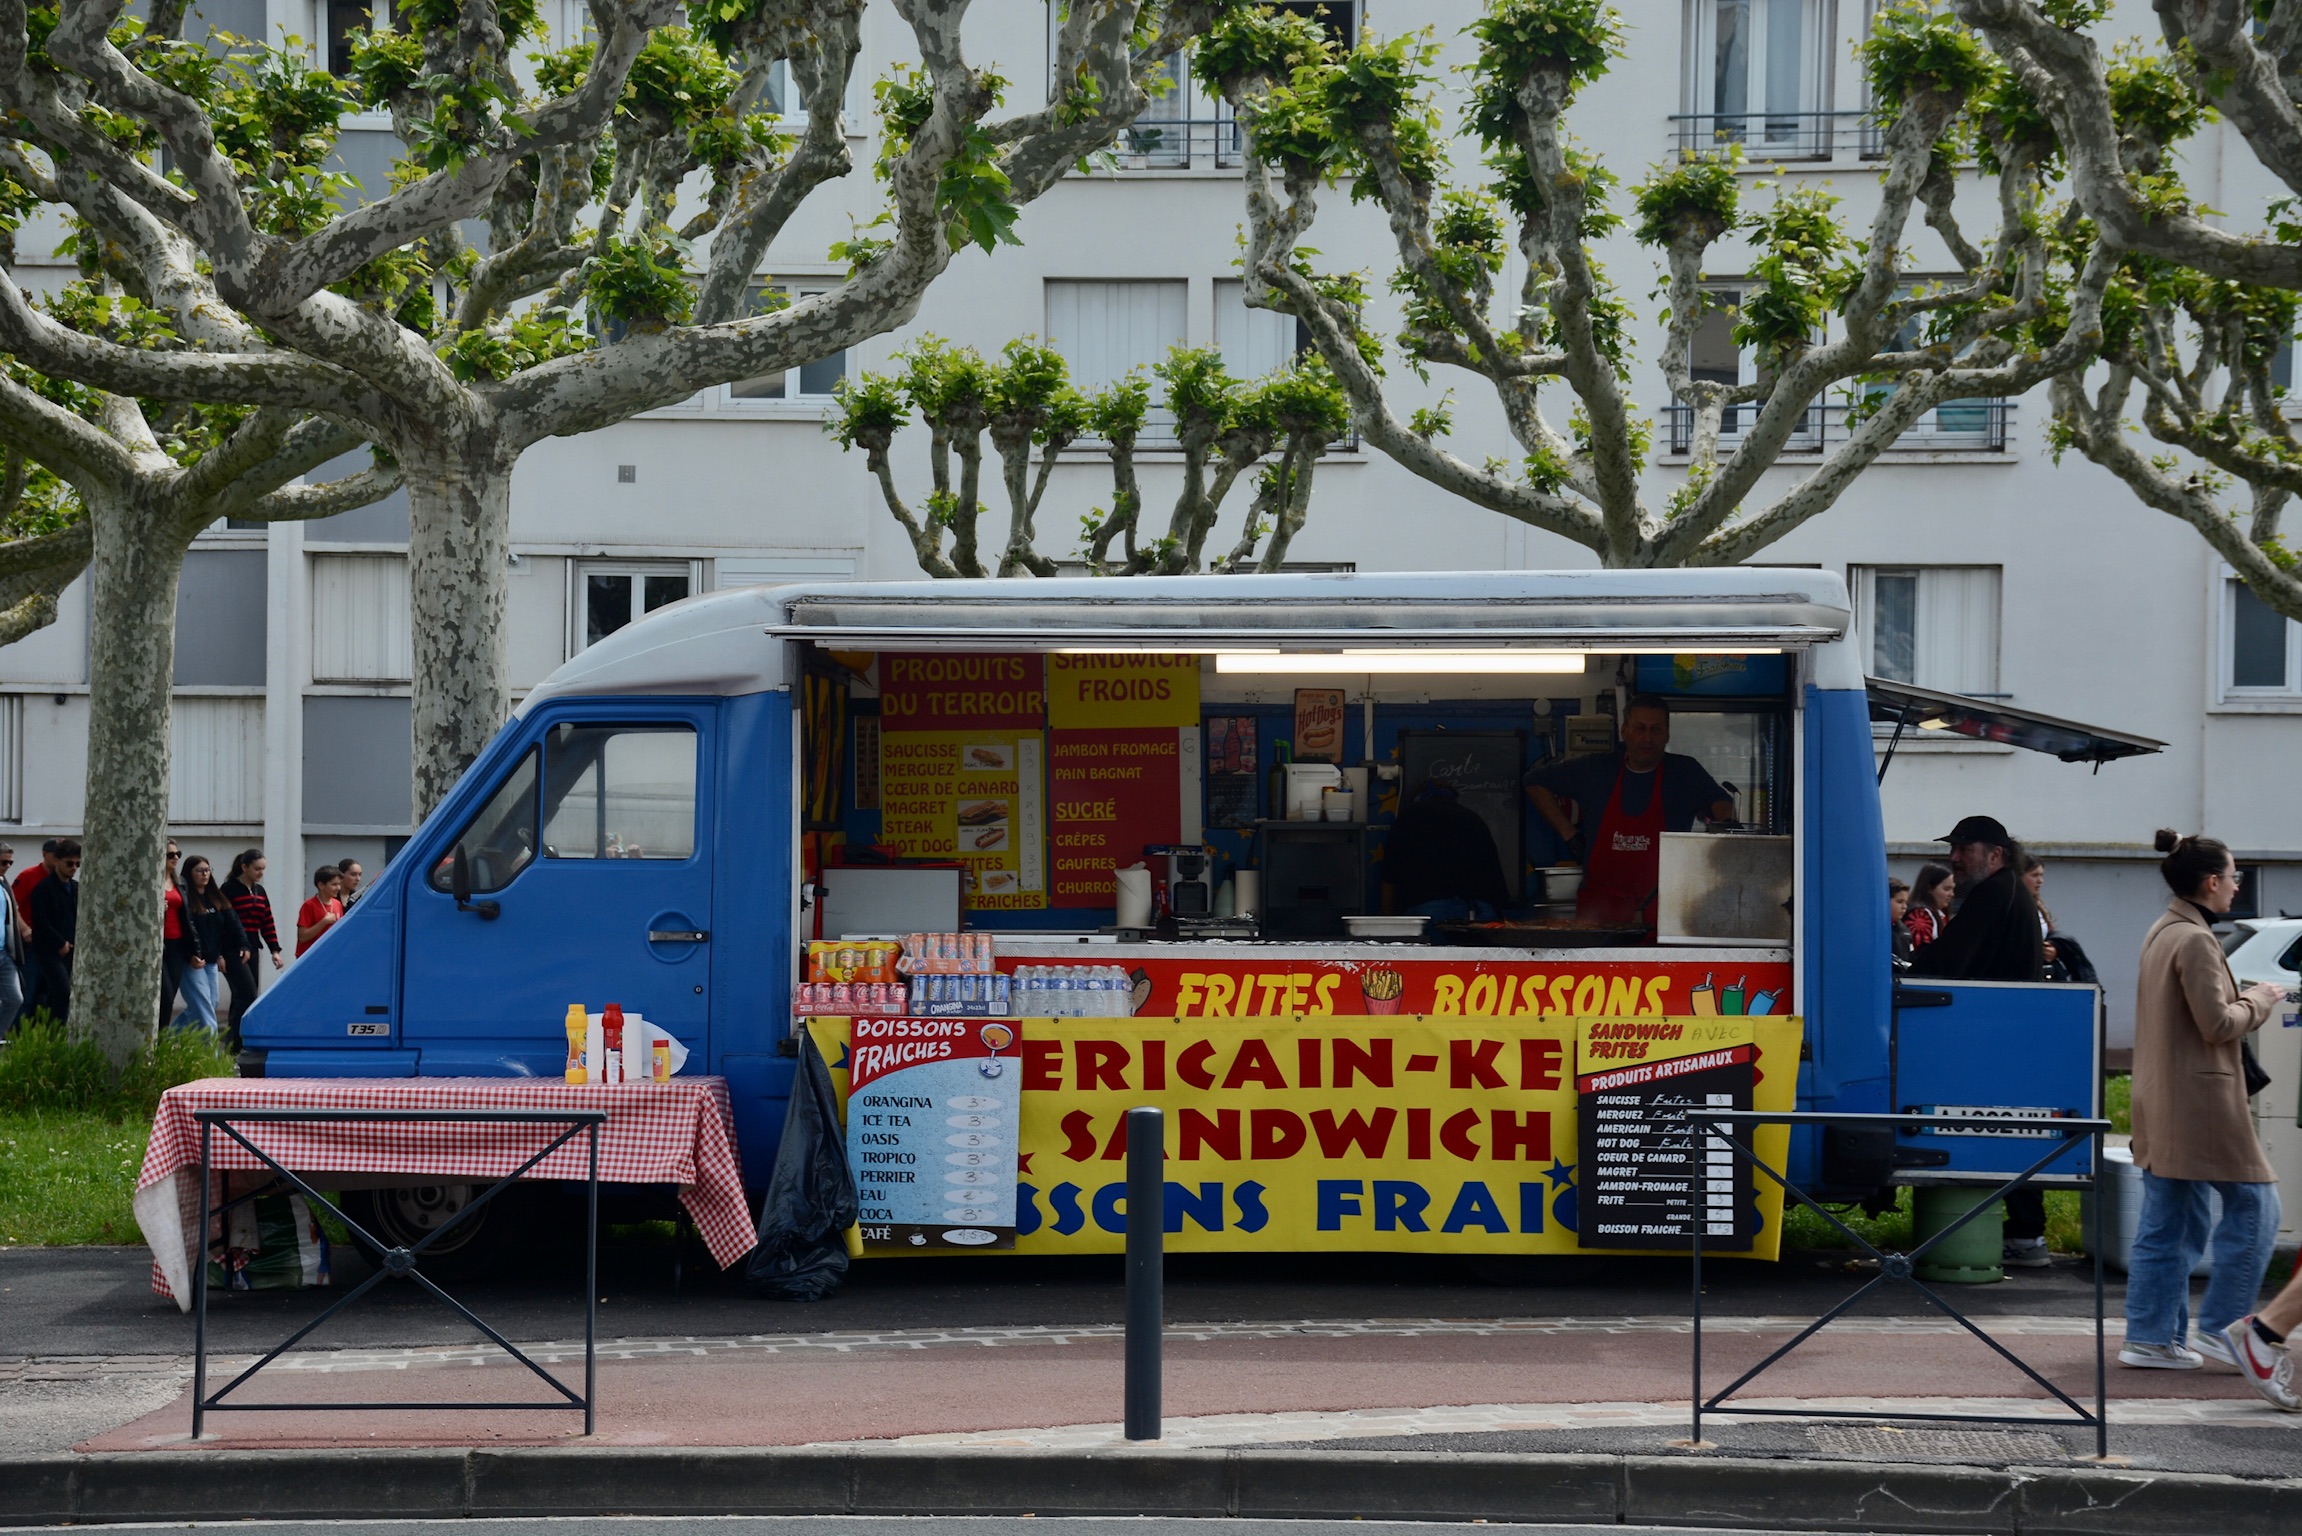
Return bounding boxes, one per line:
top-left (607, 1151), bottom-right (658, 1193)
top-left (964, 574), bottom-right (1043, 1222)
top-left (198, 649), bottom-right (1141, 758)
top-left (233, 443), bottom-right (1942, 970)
top-left (649, 929), bottom-right (710, 943)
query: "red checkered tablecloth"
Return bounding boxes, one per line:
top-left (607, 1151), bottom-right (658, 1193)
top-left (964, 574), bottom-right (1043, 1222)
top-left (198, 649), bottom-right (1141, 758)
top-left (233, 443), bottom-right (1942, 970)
top-left (133, 1077), bottom-right (754, 1309)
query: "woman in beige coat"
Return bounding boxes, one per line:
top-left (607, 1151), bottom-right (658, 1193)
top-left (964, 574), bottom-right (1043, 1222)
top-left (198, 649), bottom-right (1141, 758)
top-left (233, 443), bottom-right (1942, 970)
top-left (2121, 831), bottom-right (2288, 1373)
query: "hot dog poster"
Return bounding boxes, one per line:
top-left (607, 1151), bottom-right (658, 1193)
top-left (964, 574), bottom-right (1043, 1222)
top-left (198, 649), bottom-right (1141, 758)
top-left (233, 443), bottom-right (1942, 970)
top-left (878, 654), bottom-right (1047, 911)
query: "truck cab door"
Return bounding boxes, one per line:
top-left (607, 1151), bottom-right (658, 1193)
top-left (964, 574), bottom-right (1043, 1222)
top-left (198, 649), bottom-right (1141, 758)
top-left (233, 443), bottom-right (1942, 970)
top-left (1891, 980), bottom-right (2102, 1184)
top-left (401, 708), bottom-right (715, 1073)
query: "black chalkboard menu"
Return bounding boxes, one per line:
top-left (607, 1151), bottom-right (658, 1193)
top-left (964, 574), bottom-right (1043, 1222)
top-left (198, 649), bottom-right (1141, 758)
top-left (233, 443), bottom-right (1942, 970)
top-left (1575, 1028), bottom-right (1756, 1249)
top-left (1396, 729), bottom-right (1525, 899)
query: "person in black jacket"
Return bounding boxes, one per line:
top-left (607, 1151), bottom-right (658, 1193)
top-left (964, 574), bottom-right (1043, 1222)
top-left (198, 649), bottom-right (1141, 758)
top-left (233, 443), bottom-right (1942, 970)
top-left (174, 855), bottom-right (248, 1039)
top-left (1909, 814), bottom-right (2051, 1268)
top-left (27, 838), bottom-right (79, 1023)
top-left (1908, 816), bottom-right (2044, 984)
top-left (1383, 777), bottom-right (1513, 922)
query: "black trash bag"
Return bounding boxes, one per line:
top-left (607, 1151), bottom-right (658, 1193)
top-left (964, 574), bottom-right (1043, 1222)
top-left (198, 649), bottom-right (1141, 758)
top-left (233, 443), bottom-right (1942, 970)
top-left (745, 1034), bottom-right (859, 1301)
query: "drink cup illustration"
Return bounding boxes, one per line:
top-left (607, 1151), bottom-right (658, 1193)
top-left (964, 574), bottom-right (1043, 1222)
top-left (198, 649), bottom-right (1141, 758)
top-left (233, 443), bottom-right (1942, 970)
top-left (1722, 978), bottom-right (1746, 1016)
top-left (1689, 973), bottom-right (1717, 1016)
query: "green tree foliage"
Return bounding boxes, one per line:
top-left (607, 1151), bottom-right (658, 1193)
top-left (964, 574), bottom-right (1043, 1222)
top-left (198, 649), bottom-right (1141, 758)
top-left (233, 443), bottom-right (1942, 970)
top-left (835, 336), bottom-right (1347, 577)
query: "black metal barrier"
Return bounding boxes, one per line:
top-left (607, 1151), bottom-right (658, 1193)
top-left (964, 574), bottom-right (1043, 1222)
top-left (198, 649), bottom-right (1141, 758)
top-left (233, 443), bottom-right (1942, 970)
top-left (1689, 1109), bottom-right (2112, 1459)
top-left (191, 1107), bottom-right (606, 1439)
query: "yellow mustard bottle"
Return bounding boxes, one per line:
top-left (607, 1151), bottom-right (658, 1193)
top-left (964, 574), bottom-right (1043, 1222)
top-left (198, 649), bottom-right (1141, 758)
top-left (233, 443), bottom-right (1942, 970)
top-left (564, 1004), bottom-right (588, 1083)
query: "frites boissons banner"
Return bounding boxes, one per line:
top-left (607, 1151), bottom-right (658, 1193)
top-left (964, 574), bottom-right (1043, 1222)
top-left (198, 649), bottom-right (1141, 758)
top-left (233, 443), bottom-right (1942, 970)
top-left (813, 1014), bottom-right (1797, 1258)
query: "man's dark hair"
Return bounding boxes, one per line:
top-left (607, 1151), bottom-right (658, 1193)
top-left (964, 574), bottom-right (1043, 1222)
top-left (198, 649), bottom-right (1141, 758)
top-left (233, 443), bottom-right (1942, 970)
top-left (314, 865), bottom-right (343, 889)
top-left (40, 837), bottom-right (57, 855)
top-left (1624, 693), bottom-right (1672, 719)
top-left (54, 838), bottom-right (81, 859)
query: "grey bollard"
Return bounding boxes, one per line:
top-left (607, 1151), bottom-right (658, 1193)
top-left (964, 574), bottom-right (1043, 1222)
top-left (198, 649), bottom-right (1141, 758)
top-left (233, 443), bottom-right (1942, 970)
top-left (1124, 1104), bottom-right (1164, 1441)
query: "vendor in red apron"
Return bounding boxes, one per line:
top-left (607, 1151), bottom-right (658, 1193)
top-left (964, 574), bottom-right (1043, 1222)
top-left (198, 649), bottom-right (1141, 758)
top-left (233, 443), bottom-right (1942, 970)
top-left (1523, 695), bottom-right (1738, 932)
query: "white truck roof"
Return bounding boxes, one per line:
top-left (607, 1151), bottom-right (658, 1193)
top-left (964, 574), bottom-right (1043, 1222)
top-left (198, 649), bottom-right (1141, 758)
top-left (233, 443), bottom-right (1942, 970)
top-left (518, 568), bottom-right (1859, 712)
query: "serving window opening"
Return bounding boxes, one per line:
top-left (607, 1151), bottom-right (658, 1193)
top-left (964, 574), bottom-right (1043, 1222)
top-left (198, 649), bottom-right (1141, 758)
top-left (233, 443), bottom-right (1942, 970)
top-left (796, 645), bottom-right (1797, 954)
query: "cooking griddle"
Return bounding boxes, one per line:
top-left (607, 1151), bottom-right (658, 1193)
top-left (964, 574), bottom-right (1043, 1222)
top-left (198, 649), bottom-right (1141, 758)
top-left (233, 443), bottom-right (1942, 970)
top-left (1436, 920), bottom-right (1649, 949)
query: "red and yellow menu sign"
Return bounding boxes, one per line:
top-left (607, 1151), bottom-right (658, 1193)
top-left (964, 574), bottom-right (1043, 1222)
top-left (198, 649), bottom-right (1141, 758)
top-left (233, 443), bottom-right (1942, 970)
top-left (878, 654), bottom-right (1047, 910)
top-left (1046, 654), bottom-right (1200, 908)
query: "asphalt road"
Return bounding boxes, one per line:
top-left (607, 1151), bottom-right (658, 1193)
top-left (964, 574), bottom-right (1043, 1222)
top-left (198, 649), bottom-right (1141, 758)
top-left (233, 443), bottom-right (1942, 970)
top-left (0, 1237), bottom-right (2121, 1358)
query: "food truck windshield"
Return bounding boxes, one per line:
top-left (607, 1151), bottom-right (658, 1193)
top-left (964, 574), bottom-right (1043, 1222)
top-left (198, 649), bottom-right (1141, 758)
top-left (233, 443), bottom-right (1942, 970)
top-left (799, 647), bottom-right (1794, 954)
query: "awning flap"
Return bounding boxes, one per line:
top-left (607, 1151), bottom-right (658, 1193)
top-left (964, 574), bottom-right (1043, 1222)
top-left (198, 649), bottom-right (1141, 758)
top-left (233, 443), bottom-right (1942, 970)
top-left (1865, 678), bottom-right (2165, 765)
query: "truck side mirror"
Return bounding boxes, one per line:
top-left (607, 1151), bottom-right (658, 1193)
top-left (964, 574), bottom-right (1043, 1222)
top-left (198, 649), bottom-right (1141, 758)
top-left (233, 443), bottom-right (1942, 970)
top-left (449, 844), bottom-right (500, 920)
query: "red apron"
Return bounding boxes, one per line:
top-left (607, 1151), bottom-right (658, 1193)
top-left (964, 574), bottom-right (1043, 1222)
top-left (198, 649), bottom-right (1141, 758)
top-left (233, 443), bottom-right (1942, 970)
top-left (1576, 760), bottom-right (1666, 929)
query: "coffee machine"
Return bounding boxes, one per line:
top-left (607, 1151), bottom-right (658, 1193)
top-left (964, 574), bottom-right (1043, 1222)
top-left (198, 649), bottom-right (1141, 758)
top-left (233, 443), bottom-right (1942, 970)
top-left (1151, 844), bottom-right (1215, 920)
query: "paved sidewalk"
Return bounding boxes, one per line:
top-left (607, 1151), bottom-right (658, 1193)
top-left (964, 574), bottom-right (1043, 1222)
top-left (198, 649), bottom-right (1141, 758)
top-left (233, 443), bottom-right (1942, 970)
top-left (39, 1313), bottom-right (2270, 1463)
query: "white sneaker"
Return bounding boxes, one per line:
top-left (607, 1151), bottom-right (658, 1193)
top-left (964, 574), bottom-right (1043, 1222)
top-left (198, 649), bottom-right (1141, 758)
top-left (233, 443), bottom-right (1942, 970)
top-left (2193, 1328), bottom-right (2241, 1369)
top-left (2118, 1339), bottom-right (2205, 1369)
top-left (2223, 1318), bottom-right (2302, 1412)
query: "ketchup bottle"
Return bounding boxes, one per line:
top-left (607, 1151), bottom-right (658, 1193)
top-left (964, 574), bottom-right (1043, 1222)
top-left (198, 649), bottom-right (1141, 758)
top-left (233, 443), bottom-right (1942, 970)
top-left (602, 1004), bottom-right (625, 1085)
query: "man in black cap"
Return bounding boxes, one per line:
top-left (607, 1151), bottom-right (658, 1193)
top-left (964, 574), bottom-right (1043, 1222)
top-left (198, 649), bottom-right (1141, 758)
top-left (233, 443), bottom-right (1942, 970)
top-left (1908, 815), bottom-right (2044, 984)
top-left (1908, 813), bottom-right (2050, 1269)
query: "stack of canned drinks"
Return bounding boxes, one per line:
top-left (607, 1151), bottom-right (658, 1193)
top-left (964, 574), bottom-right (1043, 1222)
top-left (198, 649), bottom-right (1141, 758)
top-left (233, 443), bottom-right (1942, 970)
top-left (896, 931), bottom-right (997, 975)
top-left (792, 980), bottom-right (906, 1017)
top-left (905, 970), bottom-right (1015, 1017)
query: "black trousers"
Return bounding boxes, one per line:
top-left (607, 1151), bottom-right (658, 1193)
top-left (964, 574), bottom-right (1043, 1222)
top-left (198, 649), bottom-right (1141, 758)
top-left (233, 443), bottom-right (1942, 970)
top-left (2004, 1186), bottom-right (2047, 1242)
top-left (223, 954), bottom-right (261, 1036)
top-left (159, 947), bottom-right (187, 1028)
top-left (34, 953), bottom-right (70, 1023)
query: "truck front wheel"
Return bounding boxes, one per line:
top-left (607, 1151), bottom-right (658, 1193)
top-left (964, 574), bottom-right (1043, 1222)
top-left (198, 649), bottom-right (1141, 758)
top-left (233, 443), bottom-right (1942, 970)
top-left (340, 1184), bottom-right (521, 1281)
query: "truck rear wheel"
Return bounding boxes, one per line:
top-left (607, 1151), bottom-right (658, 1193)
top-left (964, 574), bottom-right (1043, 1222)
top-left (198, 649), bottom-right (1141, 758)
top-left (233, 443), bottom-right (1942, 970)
top-left (340, 1184), bottom-right (521, 1281)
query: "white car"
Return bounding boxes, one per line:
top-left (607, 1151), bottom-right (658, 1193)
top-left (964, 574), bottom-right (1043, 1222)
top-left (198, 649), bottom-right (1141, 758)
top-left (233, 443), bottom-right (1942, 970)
top-left (2225, 917), bottom-right (2302, 1245)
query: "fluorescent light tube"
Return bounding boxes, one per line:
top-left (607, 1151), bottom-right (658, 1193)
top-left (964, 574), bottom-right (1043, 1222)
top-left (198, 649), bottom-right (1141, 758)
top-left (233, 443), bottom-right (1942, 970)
top-left (1215, 651), bottom-right (1588, 675)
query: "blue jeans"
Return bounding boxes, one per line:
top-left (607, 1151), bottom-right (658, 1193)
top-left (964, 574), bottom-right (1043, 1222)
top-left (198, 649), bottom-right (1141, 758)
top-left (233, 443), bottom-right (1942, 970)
top-left (178, 962), bottom-right (220, 1032)
top-left (2125, 1172), bottom-right (2281, 1346)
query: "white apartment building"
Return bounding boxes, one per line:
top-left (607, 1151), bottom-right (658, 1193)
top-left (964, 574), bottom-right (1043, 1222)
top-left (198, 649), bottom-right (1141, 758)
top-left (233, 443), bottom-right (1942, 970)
top-left (4, 1), bottom-right (2296, 1044)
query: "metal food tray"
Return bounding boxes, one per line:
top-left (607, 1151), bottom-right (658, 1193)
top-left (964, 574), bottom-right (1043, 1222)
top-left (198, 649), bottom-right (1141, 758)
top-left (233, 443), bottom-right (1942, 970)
top-left (1435, 921), bottom-right (1648, 949)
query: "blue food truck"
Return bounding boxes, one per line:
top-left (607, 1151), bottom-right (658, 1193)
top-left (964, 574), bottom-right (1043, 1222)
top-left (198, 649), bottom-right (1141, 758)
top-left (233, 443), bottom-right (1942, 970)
top-left (242, 570), bottom-right (2154, 1262)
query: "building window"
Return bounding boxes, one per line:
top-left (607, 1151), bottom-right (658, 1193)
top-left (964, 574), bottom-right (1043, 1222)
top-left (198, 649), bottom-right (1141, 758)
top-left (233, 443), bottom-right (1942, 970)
top-left (1214, 279), bottom-right (1308, 378)
top-left (170, 698), bottom-right (265, 825)
top-left (540, 724), bottom-right (698, 860)
top-left (311, 555), bottom-right (413, 683)
top-left (723, 285), bottom-right (848, 406)
top-left (175, 551), bottom-right (268, 687)
top-left (1851, 565), bottom-right (2001, 695)
top-left (1051, 5), bottom-right (1351, 171)
top-left (1046, 278), bottom-right (1188, 429)
top-left (576, 562), bottom-right (695, 653)
top-left (1668, 290), bottom-right (1820, 452)
top-left (1860, 293), bottom-right (2010, 450)
top-left (303, 695), bottom-right (414, 832)
top-left (2224, 577), bottom-right (2302, 700)
top-left (1678, 0), bottom-right (1840, 160)
top-left (1669, 287), bottom-right (2009, 454)
top-left (324, 0), bottom-right (379, 77)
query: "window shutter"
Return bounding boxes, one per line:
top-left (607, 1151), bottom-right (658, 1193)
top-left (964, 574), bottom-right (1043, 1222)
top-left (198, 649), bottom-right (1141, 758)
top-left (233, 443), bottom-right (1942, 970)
top-left (1045, 279), bottom-right (1189, 390)
top-left (1214, 280), bottom-right (1300, 378)
top-left (170, 698), bottom-right (264, 823)
top-left (311, 555), bottom-right (413, 683)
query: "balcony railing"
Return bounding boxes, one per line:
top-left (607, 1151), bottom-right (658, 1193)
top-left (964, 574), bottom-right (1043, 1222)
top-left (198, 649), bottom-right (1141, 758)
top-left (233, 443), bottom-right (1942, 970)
top-left (1661, 398), bottom-right (2013, 456)
top-left (1105, 115), bottom-right (1246, 171)
top-left (1668, 109), bottom-right (1882, 162)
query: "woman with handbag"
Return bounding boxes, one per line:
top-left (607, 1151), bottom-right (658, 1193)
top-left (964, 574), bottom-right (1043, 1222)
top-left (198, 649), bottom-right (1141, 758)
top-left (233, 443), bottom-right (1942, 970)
top-left (2120, 829), bottom-right (2291, 1371)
